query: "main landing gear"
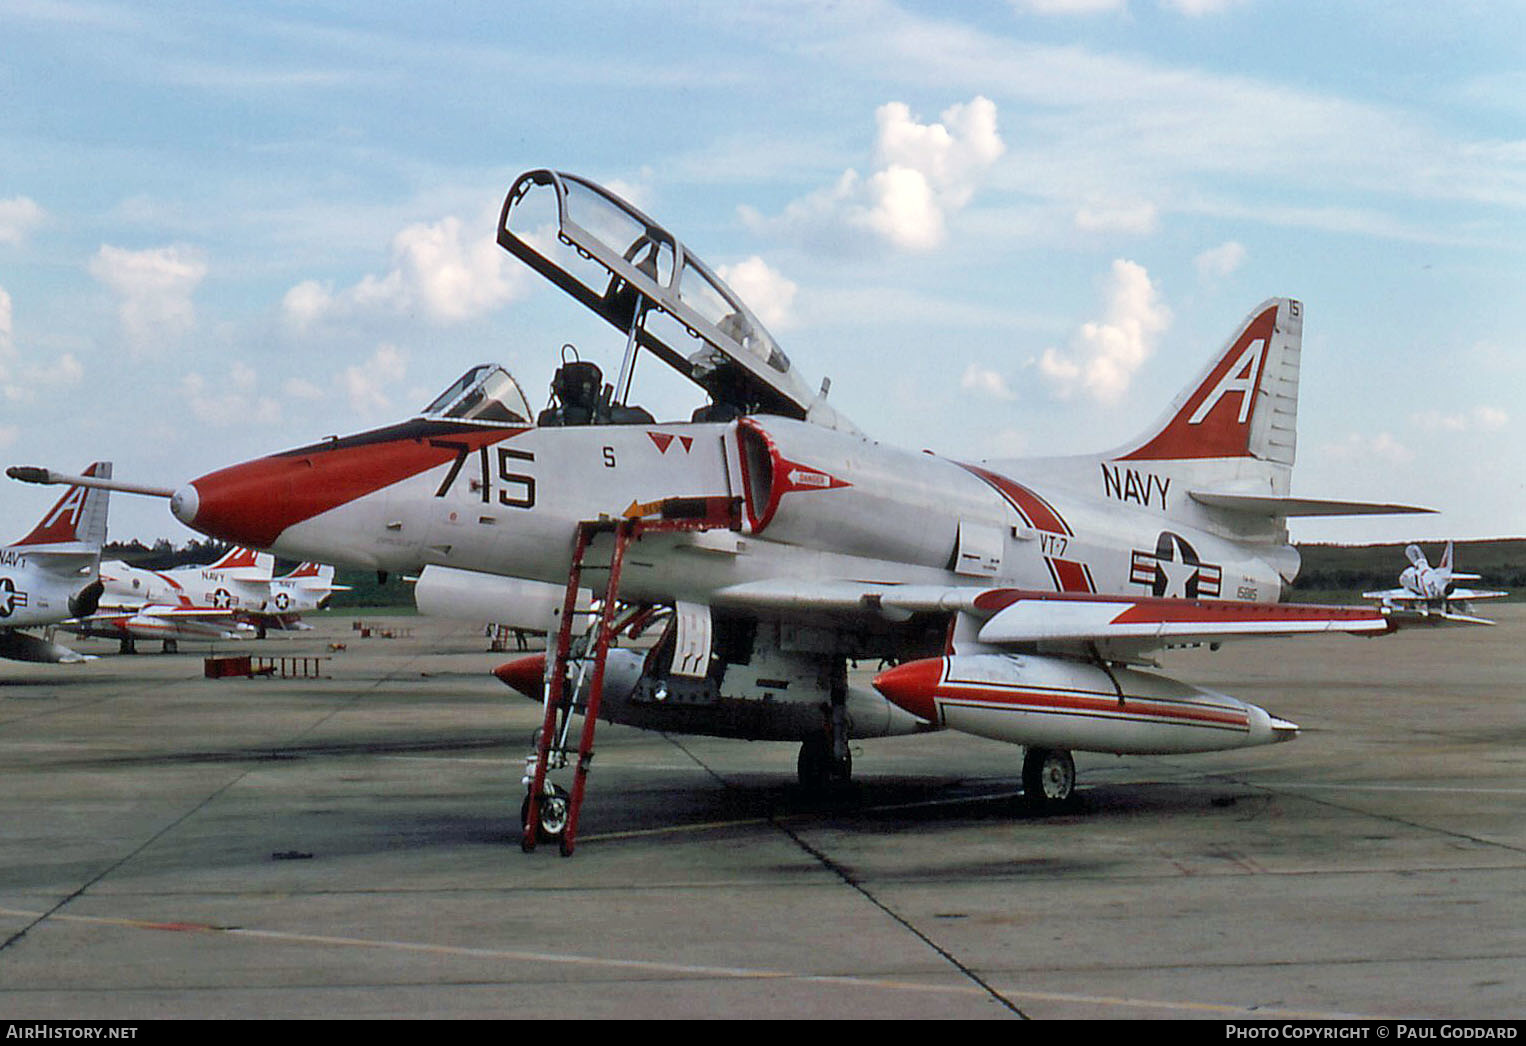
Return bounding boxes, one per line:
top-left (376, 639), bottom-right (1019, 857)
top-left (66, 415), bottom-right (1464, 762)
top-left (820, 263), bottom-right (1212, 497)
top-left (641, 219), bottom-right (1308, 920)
top-left (1022, 747), bottom-right (1076, 809)
top-left (797, 734), bottom-right (852, 792)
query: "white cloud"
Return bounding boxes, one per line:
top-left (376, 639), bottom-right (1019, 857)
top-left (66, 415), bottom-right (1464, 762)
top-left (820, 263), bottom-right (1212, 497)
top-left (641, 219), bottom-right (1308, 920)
top-left (1037, 259), bottom-right (1171, 403)
top-left (0, 424), bottom-right (16, 449)
top-left (282, 376), bottom-right (325, 401)
top-left (715, 256), bottom-right (797, 330)
top-left (1074, 200), bottom-right (1158, 235)
top-left (961, 362), bottom-right (1016, 400)
top-left (1322, 431), bottom-right (1415, 466)
top-left (1194, 240), bottom-right (1247, 280)
top-left (283, 213), bottom-right (525, 329)
top-left (1160, 0), bottom-right (1246, 15)
top-left (1014, 0), bottom-right (1242, 16)
top-left (89, 244), bottom-right (207, 354)
top-left (281, 280), bottom-right (333, 328)
top-left (743, 96), bottom-right (1005, 254)
top-left (1013, 0), bottom-right (1127, 13)
top-left (0, 197), bottom-right (45, 246)
top-left (1412, 406), bottom-right (1510, 432)
top-left (180, 361), bottom-right (281, 427)
top-left (344, 343), bottom-right (407, 416)
top-left (0, 285), bottom-right (84, 400)
top-left (983, 427), bottom-right (1029, 457)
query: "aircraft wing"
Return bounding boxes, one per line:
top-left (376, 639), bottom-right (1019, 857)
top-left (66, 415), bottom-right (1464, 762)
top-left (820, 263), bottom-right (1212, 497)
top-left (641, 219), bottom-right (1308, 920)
top-left (67, 604), bottom-right (251, 641)
top-left (712, 580), bottom-right (1391, 662)
top-left (1361, 587), bottom-right (1506, 626)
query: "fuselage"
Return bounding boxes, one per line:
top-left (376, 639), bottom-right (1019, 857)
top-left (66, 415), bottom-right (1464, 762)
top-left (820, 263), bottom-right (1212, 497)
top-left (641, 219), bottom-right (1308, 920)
top-left (174, 413), bottom-right (1288, 645)
top-left (0, 547), bottom-right (95, 629)
top-left (100, 560), bottom-right (270, 613)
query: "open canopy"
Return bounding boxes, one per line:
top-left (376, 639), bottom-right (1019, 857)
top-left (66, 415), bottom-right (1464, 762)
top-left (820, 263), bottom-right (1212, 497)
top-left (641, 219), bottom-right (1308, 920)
top-left (497, 169), bottom-right (855, 433)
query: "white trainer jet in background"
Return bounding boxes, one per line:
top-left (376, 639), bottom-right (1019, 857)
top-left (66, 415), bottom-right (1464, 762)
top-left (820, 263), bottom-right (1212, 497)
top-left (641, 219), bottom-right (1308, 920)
top-left (260, 561), bottom-right (349, 634)
top-left (0, 463), bottom-right (111, 664)
top-left (65, 546), bottom-right (270, 652)
top-left (13, 170), bottom-right (1458, 852)
top-left (1364, 542), bottom-right (1506, 625)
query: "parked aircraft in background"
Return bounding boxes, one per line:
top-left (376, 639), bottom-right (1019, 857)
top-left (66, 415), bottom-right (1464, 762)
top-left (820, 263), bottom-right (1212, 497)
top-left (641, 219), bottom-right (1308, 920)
top-left (13, 171), bottom-right (1458, 854)
top-left (260, 561), bottom-right (349, 635)
top-left (0, 463), bottom-right (111, 664)
top-left (101, 546), bottom-right (275, 612)
top-left (1364, 542), bottom-right (1506, 625)
top-left (66, 549), bottom-right (346, 648)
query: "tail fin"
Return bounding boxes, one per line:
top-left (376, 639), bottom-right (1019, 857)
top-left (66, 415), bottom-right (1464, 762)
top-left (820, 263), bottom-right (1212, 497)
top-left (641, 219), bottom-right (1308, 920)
top-left (280, 562), bottom-right (324, 580)
top-left (10, 462), bottom-right (112, 549)
top-left (1115, 298), bottom-right (1300, 473)
top-left (208, 546), bottom-right (274, 578)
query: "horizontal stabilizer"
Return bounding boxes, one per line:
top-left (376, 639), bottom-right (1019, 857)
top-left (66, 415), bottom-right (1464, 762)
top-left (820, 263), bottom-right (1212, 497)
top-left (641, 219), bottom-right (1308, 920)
top-left (0, 629), bottom-right (92, 663)
top-left (1189, 491), bottom-right (1435, 517)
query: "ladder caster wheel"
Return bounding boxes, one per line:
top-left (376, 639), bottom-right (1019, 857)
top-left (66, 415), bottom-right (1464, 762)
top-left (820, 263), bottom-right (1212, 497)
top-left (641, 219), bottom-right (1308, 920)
top-left (521, 783), bottom-right (571, 844)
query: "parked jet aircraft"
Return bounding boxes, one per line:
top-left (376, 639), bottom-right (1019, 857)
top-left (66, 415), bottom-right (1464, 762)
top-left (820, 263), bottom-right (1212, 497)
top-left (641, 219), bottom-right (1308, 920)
top-left (61, 545), bottom-right (269, 652)
top-left (66, 550), bottom-right (345, 647)
top-left (1364, 542), bottom-right (1505, 625)
top-left (0, 463), bottom-right (110, 664)
top-left (12, 171), bottom-right (1447, 853)
top-left (261, 561), bottom-right (348, 634)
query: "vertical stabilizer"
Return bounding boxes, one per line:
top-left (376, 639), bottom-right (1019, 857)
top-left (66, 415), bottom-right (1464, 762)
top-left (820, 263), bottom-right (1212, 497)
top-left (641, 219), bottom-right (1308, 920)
top-left (208, 546), bottom-right (274, 578)
top-left (1116, 298), bottom-right (1300, 472)
top-left (10, 462), bottom-right (112, 548)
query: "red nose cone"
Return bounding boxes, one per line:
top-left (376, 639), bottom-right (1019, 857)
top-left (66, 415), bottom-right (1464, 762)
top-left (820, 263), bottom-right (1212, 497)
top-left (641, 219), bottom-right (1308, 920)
top-left (173, 423), bottom-right (519, 548)
top-left (494, 654), bottom-right (546, 700)
top-left (871, 658), bottom-right (946, 724)
top-left (172, 457), bottom-right (296, 549)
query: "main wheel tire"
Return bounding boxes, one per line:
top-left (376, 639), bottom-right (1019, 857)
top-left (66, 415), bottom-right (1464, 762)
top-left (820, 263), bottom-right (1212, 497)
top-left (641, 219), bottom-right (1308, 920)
top-left (798, 736), bottom-right (851, 792)
top-left (798, 736), bottom-right (831, 792)
top-left (1022, 747), bottom-right (1076, 808)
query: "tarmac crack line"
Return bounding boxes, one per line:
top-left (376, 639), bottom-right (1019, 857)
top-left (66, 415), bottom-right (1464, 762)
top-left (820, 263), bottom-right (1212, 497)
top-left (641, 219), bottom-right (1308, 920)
top-left (0, 772), bottom-right (251, 955)
top-left (658, 734), bottom-right (1028, 1019)
top-left (0, 639), bottom-right (439, 958)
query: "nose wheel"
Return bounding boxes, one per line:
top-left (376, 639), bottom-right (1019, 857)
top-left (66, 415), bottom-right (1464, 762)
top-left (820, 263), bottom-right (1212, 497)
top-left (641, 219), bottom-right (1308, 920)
top-left (1022, 747), bottom-right (1076, 809)
top-left (520, 783), bottom-right (571, 850)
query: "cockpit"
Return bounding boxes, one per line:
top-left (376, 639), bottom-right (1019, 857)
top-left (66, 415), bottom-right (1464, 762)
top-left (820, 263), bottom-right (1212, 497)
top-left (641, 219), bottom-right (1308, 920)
top-left (420, 364), bottom-right (534, 426)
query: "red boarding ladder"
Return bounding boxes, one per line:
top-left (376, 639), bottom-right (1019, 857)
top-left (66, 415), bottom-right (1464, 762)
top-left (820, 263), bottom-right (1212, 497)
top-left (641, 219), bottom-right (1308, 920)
top-left (521, 496), bottom-right (741, 856)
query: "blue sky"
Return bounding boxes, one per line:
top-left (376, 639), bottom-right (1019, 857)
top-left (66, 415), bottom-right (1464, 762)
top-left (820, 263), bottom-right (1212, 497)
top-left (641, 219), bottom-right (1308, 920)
top-left (1, 0), bottom-right (1522, 546)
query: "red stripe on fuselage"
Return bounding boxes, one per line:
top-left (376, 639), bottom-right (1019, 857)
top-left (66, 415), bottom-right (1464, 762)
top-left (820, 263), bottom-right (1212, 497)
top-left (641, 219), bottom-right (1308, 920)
top-left (959, 463), bottom-right (1072, 535)
top-left (186, 421), bottom-right (527, 549)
